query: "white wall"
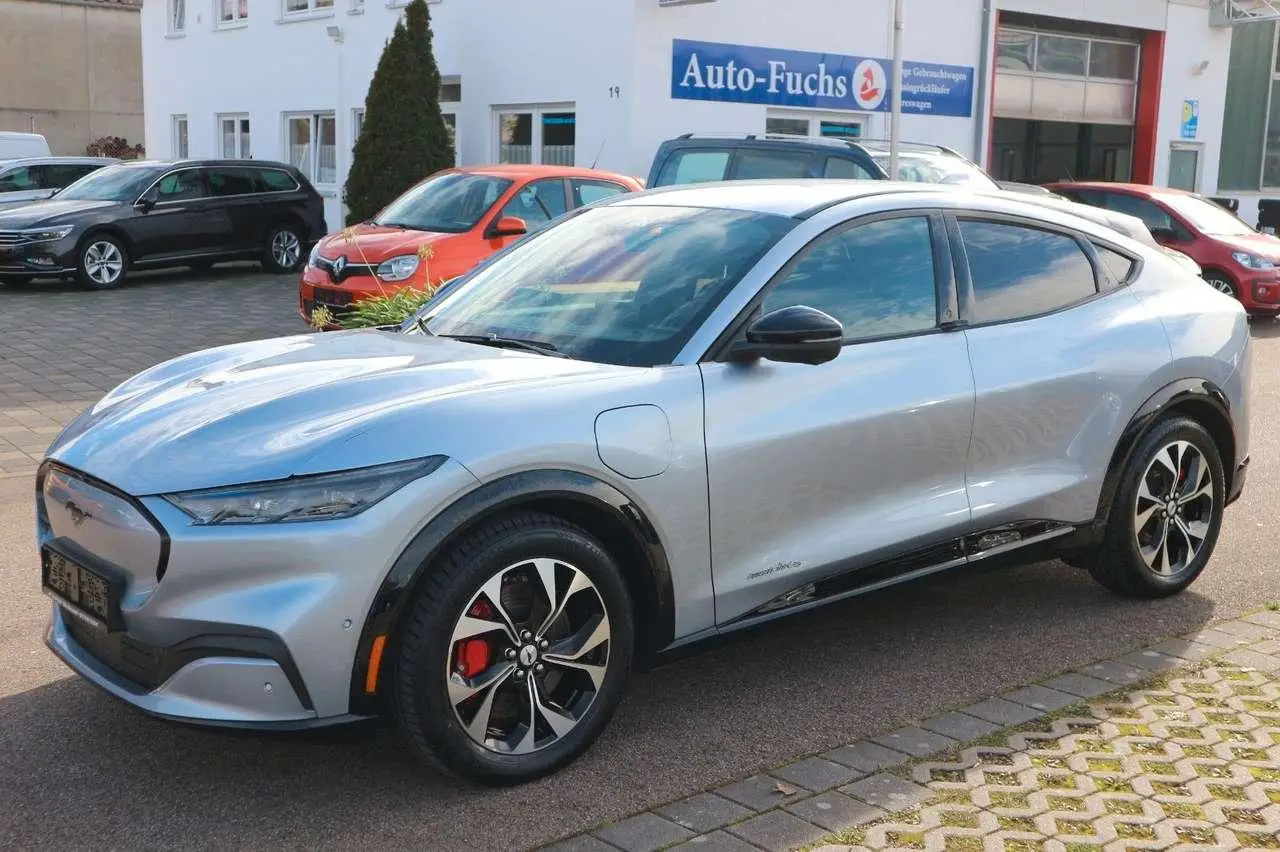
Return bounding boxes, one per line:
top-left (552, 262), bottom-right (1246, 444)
top-left (1153, 1), bottom-right (1231, 194)
top-left (142, 0), bottom-right (637, 228)
top-left (628, 0), bottom-right (986, 173)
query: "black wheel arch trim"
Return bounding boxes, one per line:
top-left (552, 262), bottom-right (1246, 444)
top-left (347, 468), bottom-right (676, 716)
top-left (1093, 377), bottom-right (1238, 530)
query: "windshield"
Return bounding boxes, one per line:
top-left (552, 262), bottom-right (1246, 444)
top-left (373, 171), bottom-right (513, 233)
top-left (420, 205), bottom-right (798, 366)
top-left (870, 152), bottom-right (999, 189)
top-left (1159, 193), bottom-right (1256, 237)
top-left (56, 165), bottom-right (159, 202)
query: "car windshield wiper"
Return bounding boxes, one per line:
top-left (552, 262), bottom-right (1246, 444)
top-left (438, 333), bottom-right (569, 358)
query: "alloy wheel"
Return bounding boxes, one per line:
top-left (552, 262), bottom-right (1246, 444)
top-left (271, 230), bottom-right (301, 268)
top-left (1133, 440), bottom-right (1216, 575)
top-left (446, 557), bottom-right (611, 755)
top-left (84, 241), bottom-right (123, 286)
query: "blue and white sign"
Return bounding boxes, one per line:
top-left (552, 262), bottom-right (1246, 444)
top-left (671, 38), bottom-right (975, 118)
top-left (1181, 99), bottom-right (1199, 140)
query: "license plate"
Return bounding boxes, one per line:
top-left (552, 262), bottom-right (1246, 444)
top-left (41, 547), bottom-right (121, 629)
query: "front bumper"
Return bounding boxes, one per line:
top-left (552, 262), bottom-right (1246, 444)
top-left (37, 458), bottom-right (480, 728)
top-left (0, 234), bottom-right (77, 277)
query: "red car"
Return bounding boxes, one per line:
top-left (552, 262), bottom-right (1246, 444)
top-left (299, 165), bottom-right (643, 326)
top-left (1048, 181), bottom-right (1280, 316)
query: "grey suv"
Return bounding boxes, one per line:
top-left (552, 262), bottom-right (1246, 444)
top-left (37, 180), bottom-right (1251, 785)
top-left (0, 156), bottom-right (117, 210)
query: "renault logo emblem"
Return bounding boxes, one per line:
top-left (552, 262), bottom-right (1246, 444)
top-left (331, 255), bottom-right (348, 279)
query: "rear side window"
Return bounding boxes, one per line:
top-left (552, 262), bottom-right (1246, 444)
top-left (572, 179), bottom-right (628, 206)
top-left (1095, 245), bottom-right (1136, 288)
top-left (207, 167), bottom-right (258, 197)
top-left (958, 219), bottom-right (1098, 323)
top-left (0, 166), bottom-right (37, 192)
top-left (256, 168), bottom-right (300, 192)
top-left (732, 149), bottom-right (812, 179)
top-left (42, 164), bottom-right (100, 189)
top-left (656, 150), bottom-right (730, 185)
top-left (824, 156), bottom-right (876, 180)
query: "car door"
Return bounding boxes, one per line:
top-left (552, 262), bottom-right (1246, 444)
top-left (128, 168), bottom-right (232, 261)
top-left (206, 166), bottom-right (264, 253)
top-left (949, 211), bottom-right (1174, 535)
top-left (700, 211), bottom-right (977, 624)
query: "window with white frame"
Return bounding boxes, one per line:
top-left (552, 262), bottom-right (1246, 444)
top-left (285, 0), bottom-right (334, 14)
top-left (494, 105), bottom-right (575, 166)
top-left (285, 112), bottom-right (337, 185)
top-left (442, 113), bottom-right (458, 161)
top-left (764, 110), bottom-right (865, 141)
top-left (217, 0), bottom-right (249, 26)
top-left (218, 115), bottom-right (251, 159)
top-left (168, 0), bottom-right (186, 33)
top-left (172, 115), bottom-right (189, 159)
top-left (352, 108), bottom-right (364, 147)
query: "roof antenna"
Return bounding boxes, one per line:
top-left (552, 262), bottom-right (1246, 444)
top-left (591, 139), bottom-right (606, 169)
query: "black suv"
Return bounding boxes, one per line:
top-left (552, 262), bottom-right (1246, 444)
top-left (646, 133), bottom-right (1002, 190)
top-left (0, 159), bottom-right (327, 290)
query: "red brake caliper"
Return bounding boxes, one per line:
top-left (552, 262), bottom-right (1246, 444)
top-left (456, 597), bottom-right (495, 678)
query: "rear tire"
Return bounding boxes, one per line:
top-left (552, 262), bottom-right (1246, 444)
top-left (75, 234), bottom-right (128, 290)
top-left (392, 512), bottom-right (634, 785)
top-left (1088, 417), bottom-right (1225, 598)
top-left (263, 224), bottom-right (304, 273)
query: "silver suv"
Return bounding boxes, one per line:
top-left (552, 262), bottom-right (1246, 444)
top-left (37, 180), bottom-right (1251, 785)
top-left (0, 156), bottom-right (117, 210)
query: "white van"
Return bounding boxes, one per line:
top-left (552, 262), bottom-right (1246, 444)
top-left (0, 131), bottom-right (52, 160)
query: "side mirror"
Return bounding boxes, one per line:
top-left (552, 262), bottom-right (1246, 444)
top-left (728, 305), bottom-right (844, 366)
top-left (136, 195), bottom-right (156, 213)
top-left (492, 215), bottom-right (527, 237)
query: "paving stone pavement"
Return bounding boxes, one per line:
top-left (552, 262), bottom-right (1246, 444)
top-left (0, 267), bottom-right (306, 478)
top-left (541, 608), bottom-right (1280, 852)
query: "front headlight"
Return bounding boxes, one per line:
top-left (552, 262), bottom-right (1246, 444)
top-left (20, 226), bottom-right (74, 242)
top-left (307, 240), bottom-right (322, 267)
top-left (376, 254), bottom-right (420, 282)
top-left (1232, 251), bottom-right (1275, 270)
top-left (162, 456), bottom-right (446, 525)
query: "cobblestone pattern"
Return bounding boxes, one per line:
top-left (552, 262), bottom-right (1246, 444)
top-left (540, 609), bottom-right (1280, 852)
top-left (0, 269), bottom-right (305, 478)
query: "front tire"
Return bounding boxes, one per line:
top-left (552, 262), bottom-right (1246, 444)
top-left (76, 234), bottom-right (128, 290)
top-left (392, 512), bottom-right (634, 785)
top-left (263, 225), bottom-right (304, 273)
top-left (1089, 417), bottom-right (1225, 598)
top-left (1203, 272), bottom-right (1239, 301)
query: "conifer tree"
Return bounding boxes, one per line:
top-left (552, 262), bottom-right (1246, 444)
top-left (343, 0), bottom-right (454, 225)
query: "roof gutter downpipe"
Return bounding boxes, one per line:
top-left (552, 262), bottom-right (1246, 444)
top-left (973, 0), bottom-right (996, 167)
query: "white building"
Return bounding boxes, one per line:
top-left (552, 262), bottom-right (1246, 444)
top-left (143, 0), bottom-right (1250, 230)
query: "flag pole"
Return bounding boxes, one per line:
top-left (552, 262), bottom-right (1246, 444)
top-left (889, 0), bottom-right (905, 180)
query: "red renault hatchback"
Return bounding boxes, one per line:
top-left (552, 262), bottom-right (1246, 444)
top-left (1049, 181), bottom-right (1280, 316)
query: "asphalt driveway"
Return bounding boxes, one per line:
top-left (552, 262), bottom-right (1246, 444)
top-left (1, 270), bottom-right (1279, 850)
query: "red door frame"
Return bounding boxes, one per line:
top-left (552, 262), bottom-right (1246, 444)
top-left (985, 15), bottom-right (1164, 184)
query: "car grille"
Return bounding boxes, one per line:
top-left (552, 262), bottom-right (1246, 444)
top-left (0, 231), bottom-right (34, 248)
top-left (64, 617), bottom-right (166, 691)
top-left (314, 254), bottom-right (375, 282)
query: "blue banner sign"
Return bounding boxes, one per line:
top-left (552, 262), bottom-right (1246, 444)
top-left (671, 38), bottom-right (974, 118)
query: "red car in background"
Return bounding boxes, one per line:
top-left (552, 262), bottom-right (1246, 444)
top-left (1048, 181), bottom-right (1280, 316)
top-left (300, 164), bottom-right (643, 326)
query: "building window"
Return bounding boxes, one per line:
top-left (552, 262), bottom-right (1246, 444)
top-left (218, 115), bottom-right (251, 159)
top-left (352, 109), bottom-right (364, 147)
top-left (765, 110), bottom-right (864, 140)
top-left (285, 0), bottom-right (334, 13)
top-left (996, 27), bottom-right (1138, 82)
top-left (442, 113), bottom-right (458, 160)
top-left (217, 0), bottom-right (249, 25)
top-left (1265, 31), bottom-right (1280, 187)
top-left (168, 0), bottom-right (186, 33)
top-left (172, 115), bottom-right (189, 159)
top-left (495, 105), bottom-right (575, 166)
top-left (286, 112), bottom-right (337, 184)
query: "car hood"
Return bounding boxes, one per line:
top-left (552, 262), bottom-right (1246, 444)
top-left (1213, 231), bottom-right (1280, 259)
top-left (47, 330), bottom-right (623, 495)
top-left (0, 198), bottom-right (119, 227)
top-left (317, 224), bottom-right (464, 261)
